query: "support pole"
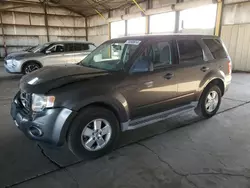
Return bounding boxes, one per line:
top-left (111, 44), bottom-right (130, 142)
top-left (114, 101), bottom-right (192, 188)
top-left (215, 0), bottom-right (223, 36)
top-left (0, 12), bottom-right (7, 57)
top-left (108, 11), bottom-right (111, 39)
top-left (175, 0), bottom-right (182, 33)
top-left (125, 8), bottom-right (128, 36)
top-left (43, 2), bottom-right (50, 42)
top-left (145, 0), bottom-right (152, 34)
top-left (85, 17), bottom-right (88, 41)
top-left (175, 11), bottom-right (180, 33)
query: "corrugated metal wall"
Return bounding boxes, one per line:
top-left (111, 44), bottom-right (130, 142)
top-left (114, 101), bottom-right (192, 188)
top-left (221, 24), bottom-right (250, 71)
top-left (87, 13), bottom-right (109, 46)
top-left (0, 2), bottom-right (86, 58)
top-left (221, 1), bottom-right (250, 71)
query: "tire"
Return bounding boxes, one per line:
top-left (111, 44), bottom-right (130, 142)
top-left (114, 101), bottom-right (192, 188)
top-left (67, 106), bottom-right (120, 159)
top-left (22, 62), bottom-right (41, 74)
top-left (196, 85), bottom-right (222, 118)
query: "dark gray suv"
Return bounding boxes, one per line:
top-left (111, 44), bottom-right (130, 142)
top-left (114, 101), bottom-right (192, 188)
top-left (10, 35), bottom-right (232, 159)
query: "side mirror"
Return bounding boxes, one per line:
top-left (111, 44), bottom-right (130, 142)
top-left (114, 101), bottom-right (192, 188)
top-left (131, 57), bottom-right (153, 73)
top-left (45, 50), bottom-right (51, 54)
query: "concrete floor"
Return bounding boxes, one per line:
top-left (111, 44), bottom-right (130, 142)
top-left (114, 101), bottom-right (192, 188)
top-left (1, 64), bottom-right (250, 188)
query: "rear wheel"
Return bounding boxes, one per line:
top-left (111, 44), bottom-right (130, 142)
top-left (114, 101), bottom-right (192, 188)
top-left (22, 62), bottom-right (41, 74)
top-left (67, 107), bottom-right (120, 159)
top-left (196, 85), bottom-right (222, 118)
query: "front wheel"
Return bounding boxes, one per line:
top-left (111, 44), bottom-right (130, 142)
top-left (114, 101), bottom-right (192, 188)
top-left (22, 62), bottom-right (41, 74)
top-left (196, 85), bottom-right (222, 118)
top-left (67, 107), bottom-right (120, 159)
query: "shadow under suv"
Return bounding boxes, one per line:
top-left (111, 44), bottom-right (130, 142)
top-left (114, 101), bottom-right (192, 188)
top-left (10, 35), bottom-right (232, 159)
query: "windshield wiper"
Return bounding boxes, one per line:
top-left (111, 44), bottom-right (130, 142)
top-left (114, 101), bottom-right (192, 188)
top-left (81, 63), bottom-right (99, 69)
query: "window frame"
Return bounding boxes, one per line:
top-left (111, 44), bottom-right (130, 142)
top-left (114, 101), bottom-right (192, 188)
top-left (202, 38), bottom-right (228, 60)
top-left (47, 43), bottom-right (65, 53)
top-left (129, 38), bottom-right (177, 73)
top-left (176, 39), bottom-right (206, 65)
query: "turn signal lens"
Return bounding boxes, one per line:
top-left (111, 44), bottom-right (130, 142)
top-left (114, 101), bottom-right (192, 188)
top-left (228, 61), bottom-right (232, 75)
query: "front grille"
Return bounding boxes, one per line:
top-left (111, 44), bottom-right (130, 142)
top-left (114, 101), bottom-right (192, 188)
top-left (20, 91), bottom-right (32, 112)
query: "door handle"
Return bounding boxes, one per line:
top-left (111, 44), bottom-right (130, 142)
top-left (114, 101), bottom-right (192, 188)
top-left (200, 66), bottom-right (209, 72)
top-left (164, 73), bottom-right (174, 80)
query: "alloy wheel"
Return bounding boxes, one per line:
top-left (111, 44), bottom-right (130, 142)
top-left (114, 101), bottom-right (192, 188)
top-left (25, 64), bottom-right (39, 74)
top-left (205, 90), bottom-right (219, 113)
top-left (81, 119), bottom-right (112, 151)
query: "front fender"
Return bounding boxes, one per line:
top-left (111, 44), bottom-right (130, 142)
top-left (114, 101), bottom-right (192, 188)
top-left (72, 92), bottom-right (130, 123)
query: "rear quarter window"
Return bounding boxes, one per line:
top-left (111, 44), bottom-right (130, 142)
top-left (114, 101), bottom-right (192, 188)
top-left (203, 39), bottom-right (227, 59)
top-left (89, 44), bottom-right (96, 50)
top-left (177, 39), bottom-right (204, 64)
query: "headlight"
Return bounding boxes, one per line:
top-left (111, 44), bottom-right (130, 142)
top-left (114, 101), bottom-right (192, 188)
top-left (11, 60), bottom-right (17, 67)
top-left (32, 94), bottom-right (55, 112)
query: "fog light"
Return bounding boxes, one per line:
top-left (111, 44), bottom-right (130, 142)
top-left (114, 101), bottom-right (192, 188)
top-left (29, 126), bottom-right (43, 137)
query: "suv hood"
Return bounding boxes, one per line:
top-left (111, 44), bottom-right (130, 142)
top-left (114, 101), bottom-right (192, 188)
top-left (20, 65), bottom-right (108, 93)
top-left (5, 51), bottom-right (29, 60)
top-left (11, 51), bottom-right (43, 59)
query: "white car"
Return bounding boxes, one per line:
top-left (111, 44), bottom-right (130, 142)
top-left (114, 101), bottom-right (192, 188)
top-left (4, 41), bottom-right (96, 74)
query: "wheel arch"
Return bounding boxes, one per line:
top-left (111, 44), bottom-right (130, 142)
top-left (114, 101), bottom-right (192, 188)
top-left (21, 60), bottom-right (42, 73)
top-left (83, 102), bottom-right (125, 127)
top-left (197, 78), bottom-right (225, 101)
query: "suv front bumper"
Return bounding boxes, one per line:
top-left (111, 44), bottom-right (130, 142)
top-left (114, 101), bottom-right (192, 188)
top-left (4, 59), bottom-right (22, 73)
top-left (10, 97), bottom-right (76, 146)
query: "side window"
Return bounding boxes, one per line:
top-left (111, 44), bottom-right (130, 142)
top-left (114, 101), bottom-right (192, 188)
top-left (65, 43), bottom-right (75, 52)
top-left (74, 43), bottom-right (83, 51)
top-left (150, 41), bottom-right (172, 68)
top-left (177, 40), bottom-right (204, 64)
top-left (82, 44), bottom-right (90, 51)
top-left (132, 40), bottom-right (172, 72)
top-left (65, 43), bottom-right (91, 51)
top-left (203, 39), bottom-right (227, 59)
top-left (50, 44), bottom-right (64, 53)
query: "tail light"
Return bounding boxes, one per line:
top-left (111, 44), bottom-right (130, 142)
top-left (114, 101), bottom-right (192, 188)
top-left (228, 61), bottom-right (232, 74)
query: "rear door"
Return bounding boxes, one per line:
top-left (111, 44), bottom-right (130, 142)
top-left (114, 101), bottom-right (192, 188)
top-left (202, 38), bottom-right (230, 75)
top-left (64, 43), bottom-right (78, 64)
top-left (174, 37), bottom-right (215, 104)
top-left (73, 43), bottom-right (96, 63)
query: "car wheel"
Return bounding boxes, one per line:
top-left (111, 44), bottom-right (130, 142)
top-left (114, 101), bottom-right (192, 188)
top-left (196, 85), bottom-right (222, 118)
top-left (22, 62), bottom-right (41, 74)
top-left (67, 106), bottom-right (120, 159)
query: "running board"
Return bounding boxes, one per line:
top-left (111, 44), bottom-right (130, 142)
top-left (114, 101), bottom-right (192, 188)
top-left (121, 102), bottom-right (197, 131)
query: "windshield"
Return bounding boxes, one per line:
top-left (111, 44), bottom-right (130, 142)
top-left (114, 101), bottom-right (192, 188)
top-left (31, 43), bottom-right (51, 53)
top-left (25, 46), bottom-right (36, 52)
top-left (80, 40), bottom-right (141, 71)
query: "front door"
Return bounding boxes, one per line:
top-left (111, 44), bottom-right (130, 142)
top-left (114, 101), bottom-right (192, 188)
top-left (41, 44), bottom-right (66, 66)
top-left (120, 39), bottom-right (178, 119)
